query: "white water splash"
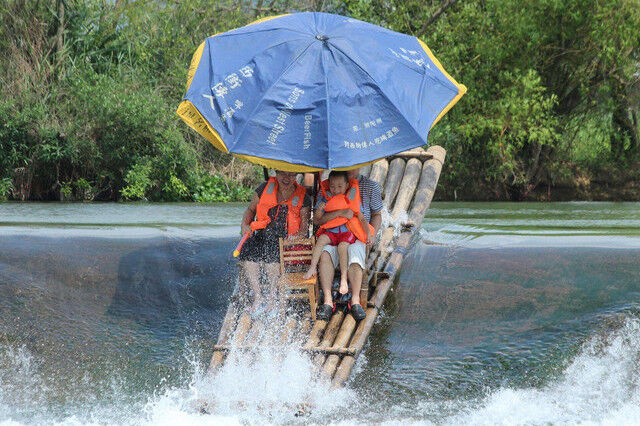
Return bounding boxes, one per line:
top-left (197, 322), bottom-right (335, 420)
top-left (444, 316), bottom-right (640, 425)
top-left (142, 309), bottom-right (355, 425)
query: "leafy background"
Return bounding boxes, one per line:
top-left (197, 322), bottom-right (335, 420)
top-left (1, 0), bottom-right (638, 201)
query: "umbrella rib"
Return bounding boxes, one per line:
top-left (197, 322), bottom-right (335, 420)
top-left (321, 45), bottom-right (331, 170)
top-left (216, 26), bottom-right (312, 40)
top-left (230, 39), bottom-right (318, 153)
top-left (328, 42), bottom-right (431, 148)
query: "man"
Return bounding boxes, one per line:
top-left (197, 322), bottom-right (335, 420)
top-left (312, 168), bottom-right (383, 321)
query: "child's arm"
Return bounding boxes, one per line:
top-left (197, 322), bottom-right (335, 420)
top-left (313, 202), bottom-right (354, 227)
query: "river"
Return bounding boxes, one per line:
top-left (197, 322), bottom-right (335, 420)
top-left (1, 202), bottom-right (639, 425)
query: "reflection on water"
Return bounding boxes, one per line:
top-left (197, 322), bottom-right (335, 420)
top-left (1, 202), bottom-right (639, 424)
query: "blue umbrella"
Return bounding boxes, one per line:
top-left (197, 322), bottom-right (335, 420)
top-left (177, 12), bottom-right (466, 171)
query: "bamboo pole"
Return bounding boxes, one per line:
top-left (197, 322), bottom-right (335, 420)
top-left (208, 297), bottom-right (240, 371)
top-left (374, 158), bottom-right (422, 269)
top-left (305, 319), bottom-right (328, 348)
top-left (230, 312), bottom-right (252, 347)
top-left (382, 158), bottom-right (406, 207)
top-left (321, 315), bottom-right (356, 378)
top-left (407, 146), bottom-right (446, 226)
top-left (279, 315), bottom-right (298, 346)
top-left (312, 311), bottom-right (344, 366)
top-left (368, 159), bottom-right (389, 188)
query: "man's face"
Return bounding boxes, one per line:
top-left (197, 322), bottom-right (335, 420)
top-left (275, 171), bottom-right (296, 187)
top-left (329, 176), bottom-right (348, 196)
top-left (347, 168), bottom-right (360, 180)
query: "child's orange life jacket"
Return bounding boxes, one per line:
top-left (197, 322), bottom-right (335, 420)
top-left (250, 177), bottom-right (307, 236)
top-left (318, 178), bottom-right (374, 243)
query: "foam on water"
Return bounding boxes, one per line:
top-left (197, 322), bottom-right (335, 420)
top-left (440, 315), bottom-right (640, 425)
top-left (0, 332), bottom-right (355, 425)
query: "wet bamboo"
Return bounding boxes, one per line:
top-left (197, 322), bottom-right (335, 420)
top-left (332, 147), bottom-right (447, 387)
top-left (208, 297), bottom-right (240, 370)
top-left (368, 159), bottom-right (389, 188)
top-left (330, 305), bottom-right (377, 387)
top-left (305, 319), bottom-right (328, 348)
top-left (407, 146), bottom-right (446, 226)
top-left (232, 312), bottom-right (253, 346)
top-left (322, 315), bottom-right (357, 378)
top-left (382, 158), bottom-right (406, 207)
top-left (244, 318), bottom-right (265, 347)
top-left (312, 311), bottom-right (345, 366)
top-left (279, 315), bottom-right (298, 346)
top-left (297, 317), bottom-right (312, 342)
top-left (306, 347), bottom-right (357, 356)
top-left (374, 158), bottom-right (422, 269)
top-left (210, 310), bottom-right (252, 370)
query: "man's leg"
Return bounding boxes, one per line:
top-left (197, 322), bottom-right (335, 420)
top-left (239, 260), bottom-right (262, 310)
top-left (346, 241), bottom-right (367, 306)
top-left (318, 249), bottom-right (336, 306)
top-left (347, 263), bottom-right (363, 305)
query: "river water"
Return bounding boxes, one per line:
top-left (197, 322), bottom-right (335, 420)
top-left (1, 202), bottom-right (639, 425)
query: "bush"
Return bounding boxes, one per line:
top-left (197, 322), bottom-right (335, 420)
top-left (193, 173), bottom-right (253, 203)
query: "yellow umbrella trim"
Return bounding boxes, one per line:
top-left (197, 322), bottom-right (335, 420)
top-left (416, 38), bottom-right (467, 129)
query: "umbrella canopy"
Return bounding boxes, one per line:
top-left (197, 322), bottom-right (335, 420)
top-left (177, 12), bottom-right (466, 172)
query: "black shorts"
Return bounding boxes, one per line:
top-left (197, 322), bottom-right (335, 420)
top-left (238, 230), bottom-right (282, 263)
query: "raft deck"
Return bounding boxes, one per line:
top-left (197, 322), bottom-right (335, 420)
top-left (209, 145), bottom-right (446, 388)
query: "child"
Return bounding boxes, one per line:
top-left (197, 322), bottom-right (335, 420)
top-left (303, 171), bottom-right (372, 294)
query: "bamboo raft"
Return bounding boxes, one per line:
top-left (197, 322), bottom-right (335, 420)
top-left (209, 145), bottom-right (446, 388)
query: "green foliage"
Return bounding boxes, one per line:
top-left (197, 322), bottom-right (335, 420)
top-left (193, 174), bottom-right (253, 203)
top-left (0, 178), bottom-right (12, 201)
top-left (0, 0), bottom-right (638, 201)
top-left (121, 161), bottom-right (153, 201)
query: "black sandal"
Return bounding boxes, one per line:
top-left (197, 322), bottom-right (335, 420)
top-left (350, 303), bottom-right (366, 321)
top-left (316, 303), bottom-right (334, 321)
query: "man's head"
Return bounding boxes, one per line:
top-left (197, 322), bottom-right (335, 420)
top-left (328, 170), bottom-right (349, 195)
top-left (347, 168), bottom-right (360, 180)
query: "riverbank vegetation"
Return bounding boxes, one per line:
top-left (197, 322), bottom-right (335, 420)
top-left (1, 0), bottom-right (638, 201)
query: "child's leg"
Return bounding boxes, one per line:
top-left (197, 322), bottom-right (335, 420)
top-left (337, 242), bottom-right (350, 294)
top-left (303, 234), bottom-right (332, 279)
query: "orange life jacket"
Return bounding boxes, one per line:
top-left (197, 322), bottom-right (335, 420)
top-left (251, 177), bottom-right (307, 236)
top-left (318, 178), bottom-right (374, 243)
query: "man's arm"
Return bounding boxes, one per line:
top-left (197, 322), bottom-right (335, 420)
top-left (367, 178), bottom-right (384, 247)
top-left (369, 210), bottom-right (382, 245)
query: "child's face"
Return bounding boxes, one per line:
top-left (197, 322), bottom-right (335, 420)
top-left (329, 176), bottom-right (348, 195)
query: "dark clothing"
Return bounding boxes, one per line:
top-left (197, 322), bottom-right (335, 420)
top-left (238, 182), bottom-right (311, 263)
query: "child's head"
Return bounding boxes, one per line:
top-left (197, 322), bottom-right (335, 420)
top-left (328, 170), bottom-right (349, 195)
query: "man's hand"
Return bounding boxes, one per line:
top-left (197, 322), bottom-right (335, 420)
top-left (366, 229), bottom-right (375, 248)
